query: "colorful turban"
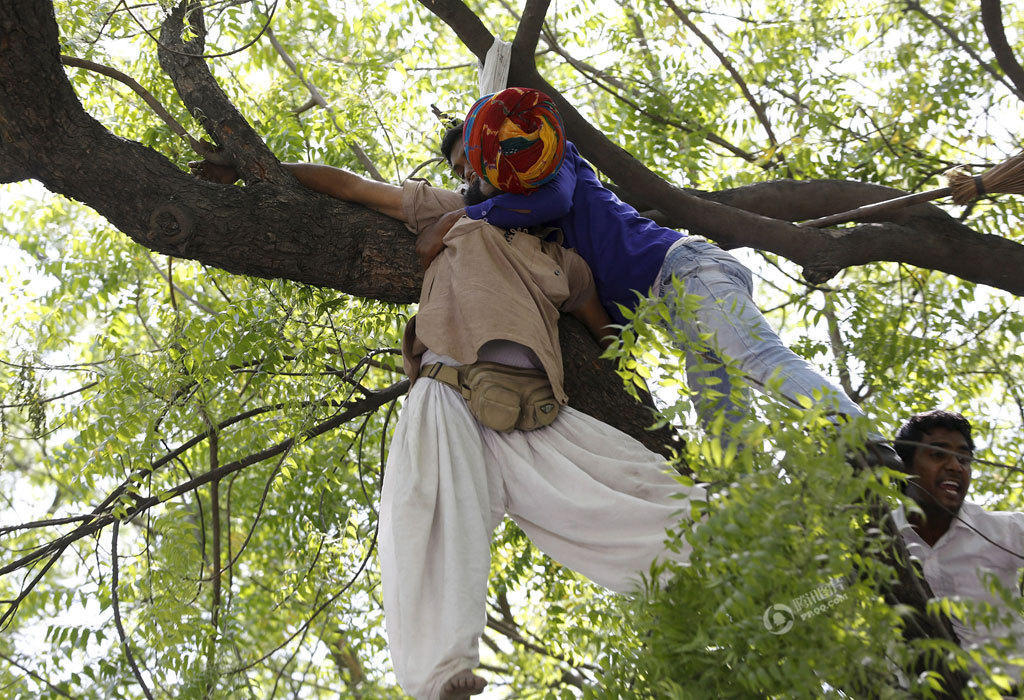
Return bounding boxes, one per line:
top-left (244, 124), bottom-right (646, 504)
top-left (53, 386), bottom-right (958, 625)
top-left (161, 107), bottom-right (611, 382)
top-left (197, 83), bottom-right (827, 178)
top-left (463, 87), bottom-right (565, 194)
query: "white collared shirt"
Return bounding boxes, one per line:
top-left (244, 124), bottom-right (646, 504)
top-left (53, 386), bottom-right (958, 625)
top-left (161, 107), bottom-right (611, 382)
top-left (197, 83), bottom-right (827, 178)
top-left (894, 501), bottom-right (1024, 651)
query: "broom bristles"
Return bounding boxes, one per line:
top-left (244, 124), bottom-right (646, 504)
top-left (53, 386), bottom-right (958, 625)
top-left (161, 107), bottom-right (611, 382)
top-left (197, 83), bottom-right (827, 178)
top-left (946, 151), bottom-right (1024, 204)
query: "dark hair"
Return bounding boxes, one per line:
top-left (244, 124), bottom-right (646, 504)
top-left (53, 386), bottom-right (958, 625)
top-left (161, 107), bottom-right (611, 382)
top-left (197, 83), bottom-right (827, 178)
top-left (894, 410), bottom-right (975, 469)
top-left (439, 121), bottom-right (464, 164)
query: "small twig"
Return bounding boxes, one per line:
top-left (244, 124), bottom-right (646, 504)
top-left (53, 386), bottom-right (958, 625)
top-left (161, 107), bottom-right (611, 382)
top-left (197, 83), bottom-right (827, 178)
top-left (202, 411), bottom-right (222, 690)
top-left (122, 0), bottom-right (280, 60)
top-left (0, 514), bottom-right (94, 536)
top-left (0, 381), bottom-right (98, 409)
top-left (821, 296), bottom-right (859, 403)
top-left (619, 0), bottom-right (663, 84)
top-left (166, 256), bottom-right (177, 311)
top-left (0, 546), bottom-right (67, 631)
top-left (59, 55), bottom-right (225, 162)
top-left (0, 651), bottom-right (73, 698)
top-left (532, 31), bottom-right (761, 164)
top-left (265, 27), bottom-right (385, 181)
top-left (664, 0), bottom-right (779, 148)
top-left (147, 254), bottom-right (217, 315)
top-left (905, 1), bottom-right (1016, 96)
top-left (217, 445), bottom-right (292, 576)
top-left (111, 521), bottom-right (155, 700)
top-left (226, 524), bottom-right (380, 674)
top-left (405, 157), bottom-right (445, 181)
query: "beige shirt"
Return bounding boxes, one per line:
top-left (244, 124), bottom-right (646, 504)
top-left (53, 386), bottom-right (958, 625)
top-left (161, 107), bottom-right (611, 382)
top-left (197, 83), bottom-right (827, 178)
top-left (400, 181), bottom-right (595, 404)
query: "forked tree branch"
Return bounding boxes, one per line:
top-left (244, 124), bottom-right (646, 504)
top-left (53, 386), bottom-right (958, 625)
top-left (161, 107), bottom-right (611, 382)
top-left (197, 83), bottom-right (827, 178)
top-left (157, 1), bottom-right (289, 185)
top-left (59, 54), bottom-right (224, 162)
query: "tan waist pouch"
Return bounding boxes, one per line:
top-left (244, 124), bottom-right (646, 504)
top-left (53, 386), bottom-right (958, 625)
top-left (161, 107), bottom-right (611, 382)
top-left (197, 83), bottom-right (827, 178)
top-left (421, 361), bottom-right (560, 432)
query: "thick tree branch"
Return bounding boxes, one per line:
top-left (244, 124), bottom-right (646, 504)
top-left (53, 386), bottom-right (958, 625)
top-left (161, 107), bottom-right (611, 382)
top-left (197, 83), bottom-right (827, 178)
top-left (4, 0), bottom-right (1024, 463)
top-left (422, 1), bottom-right (1021, 289)
top-left (1, 3), bottom-right (421, 296)
top-left (704, 178), bottom-right (1024, 292)
top-left (980, 0), bottom-right (1024, 101)
top-left (416, 0), bottom-right (494, 58)
top-left (0, 0), bottom-right (674, 454)
top-left (798, 218), bottom-right (1024, 291)
top-left (157, 1), bottom-right (288, 185)
top-left (0, 159), bottom-right (30, 184)
top-left (512, 0), bottom-right (551, 63)
top-left (419, 0), bottom-right (1024, 296)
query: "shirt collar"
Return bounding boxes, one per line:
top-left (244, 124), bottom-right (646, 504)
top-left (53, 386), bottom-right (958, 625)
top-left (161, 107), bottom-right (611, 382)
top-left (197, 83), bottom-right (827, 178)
top-left (892, 505), bottom-right (912, 533)
top-left (892, 501), bottom-right (980, 545)
top-left (950, 500), bottom-right (981, 533)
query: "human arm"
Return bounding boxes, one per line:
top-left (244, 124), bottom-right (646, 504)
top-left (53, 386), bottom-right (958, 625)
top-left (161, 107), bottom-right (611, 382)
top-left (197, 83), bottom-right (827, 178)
top-left (463, 157), bottom-right (576, 228)
top-left (558, 246), bottom-right (615, 348)
top-left (284, 163), bottom-right (406, 220)
top-left (415, 209), bottom-right (463, 269)
top-left (571, 291), bottom-right (616, 350)
top-left (189, 160), bottom-right (406, 221)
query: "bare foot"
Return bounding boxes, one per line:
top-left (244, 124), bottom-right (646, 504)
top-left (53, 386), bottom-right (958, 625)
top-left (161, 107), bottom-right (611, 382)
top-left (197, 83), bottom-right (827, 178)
top-left (440, 669), bottom-right (487, 699)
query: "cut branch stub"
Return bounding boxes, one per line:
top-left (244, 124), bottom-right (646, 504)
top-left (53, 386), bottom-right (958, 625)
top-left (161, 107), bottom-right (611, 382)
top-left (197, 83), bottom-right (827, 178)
top-left (148, 203), bottom-right (194, 247)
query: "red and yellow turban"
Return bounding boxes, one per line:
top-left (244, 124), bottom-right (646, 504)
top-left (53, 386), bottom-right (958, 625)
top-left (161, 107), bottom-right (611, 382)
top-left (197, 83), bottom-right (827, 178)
top-left (463, 87), bottom-right (565, 194)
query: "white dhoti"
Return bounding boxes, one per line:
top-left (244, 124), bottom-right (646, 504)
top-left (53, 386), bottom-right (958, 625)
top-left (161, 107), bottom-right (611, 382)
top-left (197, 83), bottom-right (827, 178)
top-left (379, 356), bottom-right (705, 700)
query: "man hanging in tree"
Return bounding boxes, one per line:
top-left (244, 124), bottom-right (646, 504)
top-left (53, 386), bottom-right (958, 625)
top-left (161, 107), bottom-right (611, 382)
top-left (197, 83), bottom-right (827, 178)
top-left (195, 145), bottom-right (708, 699)
top-left (893, 410), bottom-right (1024, 674)
top-left (426, 88), bottom-right (901, 464)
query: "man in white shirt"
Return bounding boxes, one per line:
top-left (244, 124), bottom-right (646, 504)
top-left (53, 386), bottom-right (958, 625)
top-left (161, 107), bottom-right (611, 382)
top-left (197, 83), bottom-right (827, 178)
top-left (893, 410), bottom-right (1024, 673)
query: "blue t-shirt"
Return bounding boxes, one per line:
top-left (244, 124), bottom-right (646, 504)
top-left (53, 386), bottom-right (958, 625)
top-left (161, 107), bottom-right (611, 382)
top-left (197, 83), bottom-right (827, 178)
top-left (464, 142), bottom-right (681, 324)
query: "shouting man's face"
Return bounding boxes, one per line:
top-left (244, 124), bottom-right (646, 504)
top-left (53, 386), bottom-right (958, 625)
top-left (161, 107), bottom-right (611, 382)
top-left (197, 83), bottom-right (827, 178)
top-left (908, 426), bottom-right (974, 515)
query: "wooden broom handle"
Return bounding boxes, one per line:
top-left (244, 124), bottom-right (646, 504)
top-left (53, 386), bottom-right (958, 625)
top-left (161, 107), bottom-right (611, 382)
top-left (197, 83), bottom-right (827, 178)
top-left (800, 186), bottom-right (951, 228)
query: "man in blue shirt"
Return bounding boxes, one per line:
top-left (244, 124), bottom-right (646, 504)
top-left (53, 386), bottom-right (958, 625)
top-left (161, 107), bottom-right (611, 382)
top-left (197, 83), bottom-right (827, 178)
top-left (426, 89), bottom-right (896, 464)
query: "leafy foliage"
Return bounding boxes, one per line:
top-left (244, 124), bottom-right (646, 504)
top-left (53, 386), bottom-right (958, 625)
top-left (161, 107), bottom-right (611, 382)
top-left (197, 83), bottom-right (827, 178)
top-left (2, 0), bottom-right (1023, 697)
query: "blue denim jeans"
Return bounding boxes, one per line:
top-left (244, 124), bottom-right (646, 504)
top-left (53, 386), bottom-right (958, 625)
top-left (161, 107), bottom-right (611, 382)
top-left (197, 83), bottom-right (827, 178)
top-left (656, 237), bottom-right (863, 428)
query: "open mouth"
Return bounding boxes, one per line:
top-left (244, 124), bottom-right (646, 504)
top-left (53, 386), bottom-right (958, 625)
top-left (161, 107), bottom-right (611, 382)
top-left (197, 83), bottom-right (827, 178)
top-left (938, 479), bottom-right (962, 497)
